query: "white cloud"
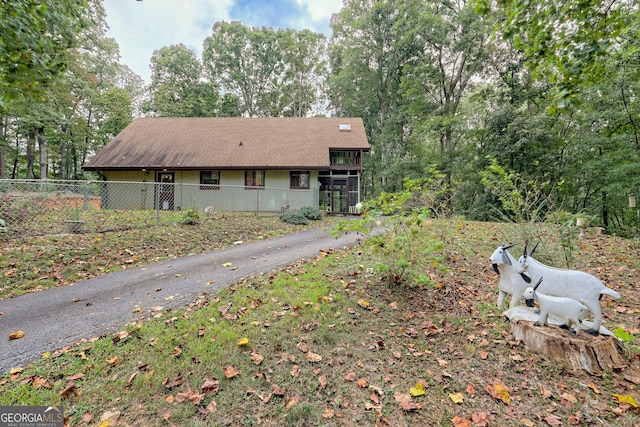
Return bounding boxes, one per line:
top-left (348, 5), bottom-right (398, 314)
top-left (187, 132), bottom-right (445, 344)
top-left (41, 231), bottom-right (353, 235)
top-left (104, 0), bottom-right (342, 84)
top-left (296, 0), bottom-right (343, 24)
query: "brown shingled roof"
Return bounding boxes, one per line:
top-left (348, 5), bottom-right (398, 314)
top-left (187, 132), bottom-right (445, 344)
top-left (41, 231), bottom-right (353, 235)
top-left (83, 117), bottom-right (369, 171)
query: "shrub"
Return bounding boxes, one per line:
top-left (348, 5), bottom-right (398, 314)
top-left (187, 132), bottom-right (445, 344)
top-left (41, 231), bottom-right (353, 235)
top-left (180, 207), bottom-right (201, 225)
top-left (279, 211), bottom-right (308, 225)
top-left (299, 206), bottom-right (323, 220)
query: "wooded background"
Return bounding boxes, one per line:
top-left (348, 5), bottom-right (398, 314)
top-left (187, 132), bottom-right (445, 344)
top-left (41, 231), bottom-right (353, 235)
top-left (1, 0), bottom-right (639, 234)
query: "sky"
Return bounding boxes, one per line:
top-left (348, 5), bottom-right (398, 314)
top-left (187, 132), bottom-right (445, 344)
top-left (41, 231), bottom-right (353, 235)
top-left (103, 0), bottom-right (344, 84)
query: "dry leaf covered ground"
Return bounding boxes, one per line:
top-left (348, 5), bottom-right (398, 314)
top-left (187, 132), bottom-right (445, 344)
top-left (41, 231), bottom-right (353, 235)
top-left (1, 216), bottom-right (639, 426)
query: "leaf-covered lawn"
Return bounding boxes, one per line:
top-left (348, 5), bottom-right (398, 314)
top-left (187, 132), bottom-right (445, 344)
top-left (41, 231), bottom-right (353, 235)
top-left (1, 218), bottom-right (639, 426)
top-left (0, 212), bottom-right (331, 300)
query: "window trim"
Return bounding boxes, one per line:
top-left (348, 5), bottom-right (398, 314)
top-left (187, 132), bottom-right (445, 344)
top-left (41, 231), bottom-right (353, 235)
top-left (200, 170), bottom-right (220, 190)
top-left (289, 170), bottom-right (310, 189)
top-left (244, 170), bottom-right (265, 189)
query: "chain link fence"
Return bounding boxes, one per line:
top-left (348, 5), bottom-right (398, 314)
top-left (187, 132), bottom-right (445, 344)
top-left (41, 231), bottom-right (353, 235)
top-left (0, 179), bottom-right (317, 238)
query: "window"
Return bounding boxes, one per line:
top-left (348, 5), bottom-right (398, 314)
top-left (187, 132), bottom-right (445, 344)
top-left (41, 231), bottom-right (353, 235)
top-left (290, 171), bottom-right (310, 189)
top-left (244, 170), bottom-right (265, 188)
top-left (200, 171), bottom-right (220, 190)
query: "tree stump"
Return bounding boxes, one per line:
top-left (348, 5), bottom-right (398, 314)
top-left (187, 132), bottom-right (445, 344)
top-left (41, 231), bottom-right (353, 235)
top-left (504, 307), bottom-right (629, 374)
top-left (511, 320), bottom-right (628, 374)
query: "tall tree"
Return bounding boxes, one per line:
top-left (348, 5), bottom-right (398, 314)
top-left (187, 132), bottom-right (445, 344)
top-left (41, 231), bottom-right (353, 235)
top-left (399, 0), bottom-right (491, 189)
top-left (203, 22), bottom-right (286, 117)
top-left (146, 44), bottom-right (218, 117)
top-left (277, 29), bottom-right (328, 117)
top-left (329, 0), bottom-right (410, 192)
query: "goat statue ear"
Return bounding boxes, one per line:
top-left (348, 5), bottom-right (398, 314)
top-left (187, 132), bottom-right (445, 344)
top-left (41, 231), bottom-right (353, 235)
top-left (520, 272), bottom-right (532, 283)
top-left (502, 251), bottom-right (511, 266)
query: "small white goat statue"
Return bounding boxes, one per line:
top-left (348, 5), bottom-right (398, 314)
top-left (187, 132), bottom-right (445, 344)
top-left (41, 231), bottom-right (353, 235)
top-left (489, 243), bottom-right (532, 308)
top-left (523, 277), bottom-right (588, 335)
top-left (516, 242), bottom-right (621, 336)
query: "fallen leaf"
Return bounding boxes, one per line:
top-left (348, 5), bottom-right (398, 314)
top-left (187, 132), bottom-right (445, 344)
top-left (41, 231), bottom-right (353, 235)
top-left (250, 351), bottom-right (264, 365)
top-left (204, 400), bottom-right (217, 414)
top-left (32, 376), bottom-right (53, 389)
top-left (409, 383), bottom-right (425, 397)
top-left (449, 392), bottom-right (464, 404)
top-left (357, 298), bottom-right (370, 308)
top-left (272, 384), bottom-right (286, 396)
top-left (544, 413), bottom-right (563, 426)
top-left (222, 262), bottom-right (232, 267)
top-left (318, 375), bottom-right (328, 389)
top-left (224, 365), bottom-right (240, 379)
top-left (201, 377), bottom-right (219, 395)
top-left (478, 351), bottom-right (489, 360)
top-left (163, 374), bottom-right (184, 389)
top-left (471, 411), bottom-right (491, 427)
top-left (587, 383), bottom-right (600, 394)
top-left (106, 356), bottom-right (120, 366)
top-left (613, 393), bottom-right (639, 408)
top-left (237, 337), bottom-right (249, 346)
top-left (451, 416), bottom-right (472, 427)
top-left (560, 392), bottom-right (577, 407)
top-left (540, 386), bottom-right (553, 399)
top-left (306, 352), bottom-right (322, 363)
top-left (357, 378), bottom-right (369, 388)
top-left (343, 371), bottom-right (356, 382)
top-left (290, 364), bottom-right (300, 377)
top-left (284, 397), bottom-right (300, 408)
top-left (9, 330), bottom-right (25, 340)
top-left (466, 384), bottom-right (475, 396)
top-left (59, 381), bottom-right (77, 398)
top-left (485, 383), bottom-right (510, 405)
top-left (321, 407), bottom-right (335, 419)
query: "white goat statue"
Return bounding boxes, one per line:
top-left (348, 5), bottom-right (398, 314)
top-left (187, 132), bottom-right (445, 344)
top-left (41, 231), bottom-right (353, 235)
top-left (523, 278), bottom-right (588, 335)
top-left (489, 243), bottom-right (532, 308)
top-left (516, 243), bottom-right (621, 335)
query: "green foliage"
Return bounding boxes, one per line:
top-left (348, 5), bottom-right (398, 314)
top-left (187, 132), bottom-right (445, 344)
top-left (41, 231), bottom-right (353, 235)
top-left (146, 44), bottom-right (219, 117)
top-left (478, 0), bottom-right (628, 112)
top-left (613, 327), bottom-right (634, 342)
top-left (333, 174), bottom-right (449, 287)
top-left (0, 0), bottom-right (89, 110)
top-left (298, 206), bottom-right (323, 220)
top-left (0, 218), bottom-right (6, 233)
top-left (179, 207), bottom-right (201, 225)
top-left (480, 156), bottom-right (557, 223)
top-left (279, 211), bottom-right (309, 225)
top-left (203, 22), bottom-right (327, 117)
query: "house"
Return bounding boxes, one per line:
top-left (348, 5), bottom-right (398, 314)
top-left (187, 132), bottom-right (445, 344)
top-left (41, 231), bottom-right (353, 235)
top-left (82, 117), bottom-right (370, 214)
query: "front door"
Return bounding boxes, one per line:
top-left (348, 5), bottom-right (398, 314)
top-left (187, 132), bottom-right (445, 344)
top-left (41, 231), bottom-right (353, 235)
top-left (331, 179), bottom-right (348, 214)
top-left (156, 172), bottom-right (174, 210)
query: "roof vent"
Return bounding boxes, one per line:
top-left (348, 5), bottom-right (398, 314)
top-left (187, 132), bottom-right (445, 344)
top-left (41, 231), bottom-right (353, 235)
top-left (339, 124), bottom-right (351, 131)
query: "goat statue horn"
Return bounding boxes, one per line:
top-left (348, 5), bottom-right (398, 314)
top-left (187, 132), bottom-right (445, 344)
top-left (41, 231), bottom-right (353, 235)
top-left (533, 277), bottom-right (543, 290)
top-left (529, 242), bottom-right (539, 257)
top-left (501, 243), bottom-right (515, 250)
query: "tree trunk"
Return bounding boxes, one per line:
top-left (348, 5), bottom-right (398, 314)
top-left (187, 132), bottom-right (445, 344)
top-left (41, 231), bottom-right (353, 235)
top-left (60, 124), bottom-right (69, 180)
top-left (38, 126), bottom-right (47, 180)
top-left (0, 117), bottom-right (7, 179)
top-left (26, 131), bottom-right (35, 179)
top-left (511, 320), bottom-right (628, 374)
